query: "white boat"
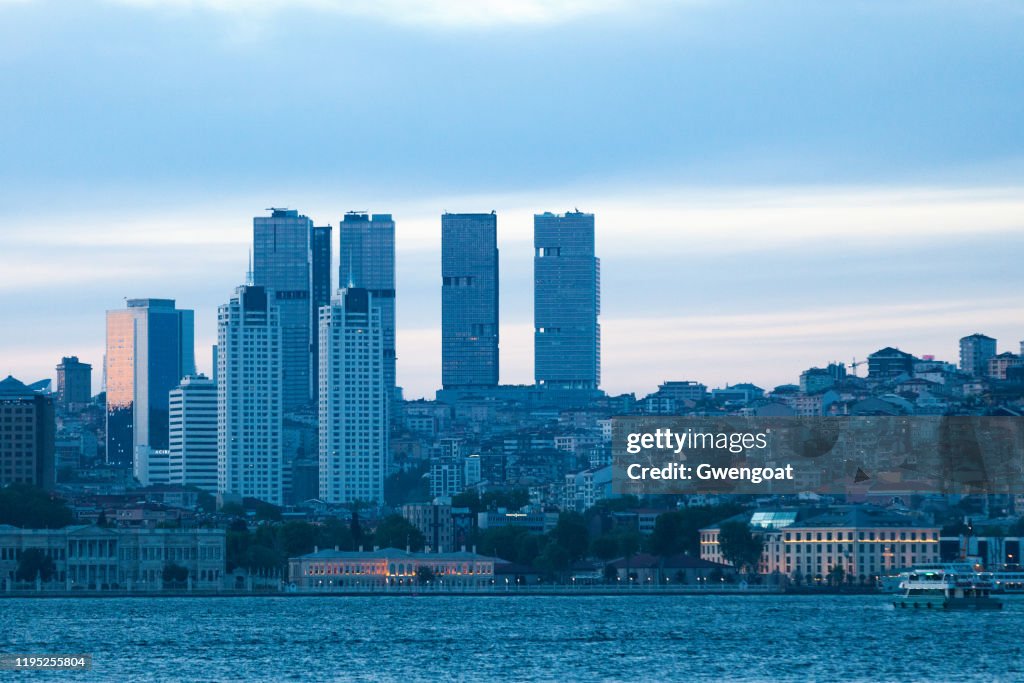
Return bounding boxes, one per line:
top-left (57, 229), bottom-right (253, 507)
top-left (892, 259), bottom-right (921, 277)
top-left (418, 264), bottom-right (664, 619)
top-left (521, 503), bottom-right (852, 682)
top-left (878, 562), bottom-right (976, 594)
top-left (893, 570), bottom-right (1002, 610)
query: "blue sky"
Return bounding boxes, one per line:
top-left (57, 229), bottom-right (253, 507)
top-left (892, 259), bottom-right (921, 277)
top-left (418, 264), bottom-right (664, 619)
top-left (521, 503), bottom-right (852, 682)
top-left (1, 0), bottom-right (1023, 398)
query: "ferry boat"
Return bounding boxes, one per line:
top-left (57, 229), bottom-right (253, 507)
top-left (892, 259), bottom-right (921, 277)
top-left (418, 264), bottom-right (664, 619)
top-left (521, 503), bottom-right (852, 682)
top-left (893, 570), bottom-right (1002, 610)
top-left (878, 562), bottom-right (976, 594)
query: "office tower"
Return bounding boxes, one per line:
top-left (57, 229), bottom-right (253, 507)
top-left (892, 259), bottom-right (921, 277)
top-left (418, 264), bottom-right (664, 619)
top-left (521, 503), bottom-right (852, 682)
top-left (960, 333), bottom-right (997, 377)
top-left (169, 374), bottom-right (218, 493)
top-left (533, 211), bottom-right (601, 390)
top-left (441, 212), bottom-right (499, 389)
top-left (310, 224), bottom-right (333, 398)
top-left (339, 212), bottom-right (396, 404)
top-left (253, 208), bottom-right (315, 410)
top-left (105, 299), bottom-right (195, 481)
top-left (318, 288), bottom-right (387, 505)
top-left (218, 285), bottom-right (284, 505)
top-left (0, 375), bottom-right (55, 489)
top-left (55, 356), bottom-right (92, 409)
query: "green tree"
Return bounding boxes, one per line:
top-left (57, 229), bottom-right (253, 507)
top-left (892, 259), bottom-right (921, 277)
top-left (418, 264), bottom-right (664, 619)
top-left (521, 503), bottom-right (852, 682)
top-left (0, 484), bottom-right (73, 529)
top-left (827, 565), bottom-right (846, 587)
top-left (479, 526), bottom-right (528, 561)
top-left (535, 541), bottom-right (570, 580)
top-left (162, 562), bottom-right (189, 584)
top-left (514, 533), bottom-right (546, 566)
top-left (590, 533), bottom-right (620, 561)
top-left (350, 506), bottom-right (365, 547)
top-left (279, 521), bottom-right (318, 557)
top-left (417, 565), bottom-right (435, 585)
top-left (718, 521), bottom-right (764, 574)
top-left (16, 548), bottom-right (56, 582)
top-left (373, 514), bottom-right (425, 551)
top-left (451, 489), bottom-right (483, 514)
top-left (317, 517), bottom-right (354, 551)
top-left (220, 502), bottom-right (246, 517)
top-left (550, 512), bottom-right (589, 562)
top-left (254, 501), bottom-right (282, 522)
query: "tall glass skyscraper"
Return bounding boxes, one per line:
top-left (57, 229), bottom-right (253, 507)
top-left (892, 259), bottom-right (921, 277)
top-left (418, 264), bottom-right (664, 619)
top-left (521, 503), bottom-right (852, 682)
top-left (534, 211), bottom-right (601, 390)
top-left (253, 208), bottom-right (317, 410)
top-left (339, 212), bottom-right (396, 404)
top-left (310, 224), bottom-right (333, 396)
top-left (105, 299), bottom-right (195, 474)
top-left (441, 212), bottom-right (499, 389)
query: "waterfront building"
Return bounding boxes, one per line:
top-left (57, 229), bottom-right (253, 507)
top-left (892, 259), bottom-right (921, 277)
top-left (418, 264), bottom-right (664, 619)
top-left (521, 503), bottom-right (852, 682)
top-left (105, 299), bottom-right (195, 479)
top-left (0, 376), bottom-right (55, 489)
top-left (168, 374), bottom-right (218, 493)
top-left (700, 506), bottom-right (941, 583)
top-left (340, 212), bottom-right (397, 406)
top-left (533, 211), bottom-right (600, 390)
top-left (218, 285), bottom-right (284, 505)
top-left (960, 333), bottom-right (997, 377)
top-left (318, 288), bottom-right (387, 505)
top-left (0, 525), bottom-right (226, 590)
top-left (288, 547), bottom-right (495, 589)
top-left (55, 356), bottom-right (92, 409)
top-left (441, 212), bottom-right (499, 389)
top-left (253, 208), bottom-right (316, 410)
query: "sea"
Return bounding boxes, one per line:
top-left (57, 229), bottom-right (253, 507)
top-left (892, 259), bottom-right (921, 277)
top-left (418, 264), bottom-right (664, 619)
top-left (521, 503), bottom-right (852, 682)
top-left (2, 594), bottom-right (1022, 682)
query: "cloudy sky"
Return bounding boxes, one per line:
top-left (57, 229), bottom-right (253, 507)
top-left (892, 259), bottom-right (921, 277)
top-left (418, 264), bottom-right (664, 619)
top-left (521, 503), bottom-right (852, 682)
top-left (1, 0), bottom-right (1023, 399)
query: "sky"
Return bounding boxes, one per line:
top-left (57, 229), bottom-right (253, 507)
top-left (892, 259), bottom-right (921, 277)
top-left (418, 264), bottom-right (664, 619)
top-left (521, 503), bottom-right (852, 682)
top-left (1, 0), bottom-right (1023, 399)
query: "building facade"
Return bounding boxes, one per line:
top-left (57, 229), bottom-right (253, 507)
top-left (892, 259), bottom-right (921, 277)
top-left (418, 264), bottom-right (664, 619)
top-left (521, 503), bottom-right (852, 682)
top-left (0, 376), bottom-right (55, 489)
top-left (0, 525), bottom-right (226, 590)
top-left (533, 211), bottom-right (600, 390)
top-left (960, 333), bottom-right (997, 377)
top-left (169, 374), bottom-right (217, 493)
top-left (218, 285), bottom-right (284, 505)
top-left (310, 223), bottom-right (333, 402)
top-left (318, 288), bottom-right (387, 505)
top-left (55, 356), bottom-right (92, 409)
top-left (253, 208), bottom-right (316, 410)
top-left (340, 212), bottom-right (397, 406)
top-left (105, 299), bottom-right (195, 479)
top-left (288, 547), bottom-right (495, 589)
top-left (441, 212), bottom-right (499, 389)
top-left (401, 503), bottom-right (455, 553)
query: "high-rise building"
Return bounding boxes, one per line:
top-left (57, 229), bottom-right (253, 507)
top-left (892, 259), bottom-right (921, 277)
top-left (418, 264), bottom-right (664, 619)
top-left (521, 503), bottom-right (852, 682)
top-left (533, 211), bottom-right (601, 390)
top-left (960, 333), bottom-right (997, 377)
top-left (310, 224), bottom-right (333, 400)
top-left (218, 285), bottom-right (284, 505)
top-left (169, 374), bottom-right (217, 493)
top-left (0, 375), bottom-right (55, 489)
top-left (253, 208), bottom-right (315, 410)
top-left (318, 287), bottom-right (387, 505)
top-left (441, 212), bottom-right (499, 389)
top-left (55, 356), bottom-right (92, 409)
top-left (105, 299), bottom-right (195, 480)
top-left (340, 212), bottom-right (396, 405)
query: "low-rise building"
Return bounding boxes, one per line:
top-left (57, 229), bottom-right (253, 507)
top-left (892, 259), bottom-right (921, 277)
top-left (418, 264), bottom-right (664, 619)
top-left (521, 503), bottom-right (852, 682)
top-left (288, 547), bottom-right (496, 588)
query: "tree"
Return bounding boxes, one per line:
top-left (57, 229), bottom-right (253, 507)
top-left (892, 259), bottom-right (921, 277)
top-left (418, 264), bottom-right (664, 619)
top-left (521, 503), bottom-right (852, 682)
top-left (648, 511), bottom-right (688, 559)
top-left (535, 541), bottom-right (570, 580)
top-left (479, 526), bottom-right (528, 562)
top-left (317, 517), bottom-right (354, 551)
top-left (827, 565), bottom-right (846, 588)
top-left (550, 512), bottom-right (589, 562)
top-left (590, 534), bottom-right (620, 562)
top-left (350, 507), bottom-right (365, 548)
top-left (514, 533), bottom-right (545, 566)
top-left (279, 521), bottom-right (319, 557)
top-left (417, 566), bottom-right (435, 585)
top-left (451, 489), bottom-right (483, 514)
top-left (162, 562), bottom-right (189, 584)
top-left (373, 515), bottom-right (425, 552)
top-left (220, 502), bottom-right (246, 517)
top-left (718, 521), bottom-right (764, 574)
top-left (254, 501), bottom-right (282, 522)
top-left (0, 484), bottom-right (73, 529)
top-left (16, 548), bottom-right (55, 582)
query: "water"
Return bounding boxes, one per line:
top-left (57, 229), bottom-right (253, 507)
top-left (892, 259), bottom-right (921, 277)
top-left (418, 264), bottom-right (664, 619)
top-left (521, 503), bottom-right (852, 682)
top-left (2, 595), bottom-right (1023, 682)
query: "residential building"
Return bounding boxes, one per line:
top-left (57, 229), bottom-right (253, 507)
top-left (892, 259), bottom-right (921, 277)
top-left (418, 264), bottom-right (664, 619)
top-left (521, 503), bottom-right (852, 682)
top-left (0, 376), bottom-right (55, 489)
top-left (401, 503), bottom-right (455, 553)
top-left (534, 211), bottom-right (600, 390)
top-left (960, 333), bottom-right (997, 377)
top-left (441, 212), bottom-right (499, 388)
top-left (105, 299), bottom-right (195, 479)
top-left (55, 356), bottom-right (92, 409)
top-left (218, 285), bottom-right (284, 505)
top-left (318, 288), bottom-right (387, 505)
top-left (168, 374), bottom-right (217, 493)
top-left (988, 352), bottom-right (1024, 380)
top-left (867, 347), bottom-right (915, 380)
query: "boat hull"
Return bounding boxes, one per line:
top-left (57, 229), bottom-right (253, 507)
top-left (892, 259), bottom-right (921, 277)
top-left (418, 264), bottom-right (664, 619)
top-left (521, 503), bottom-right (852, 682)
top-left (893, 595), bottom-right (1002, 610)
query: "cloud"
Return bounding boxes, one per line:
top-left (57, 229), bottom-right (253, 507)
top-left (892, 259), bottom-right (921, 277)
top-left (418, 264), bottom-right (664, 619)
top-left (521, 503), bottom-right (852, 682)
top-left (102, 0), bottom-right (664, 27)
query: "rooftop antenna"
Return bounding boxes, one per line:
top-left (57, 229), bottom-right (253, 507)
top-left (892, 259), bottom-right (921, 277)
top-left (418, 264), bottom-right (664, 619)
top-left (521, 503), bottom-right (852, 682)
top-left (246, 249), bottom-right (254, 286)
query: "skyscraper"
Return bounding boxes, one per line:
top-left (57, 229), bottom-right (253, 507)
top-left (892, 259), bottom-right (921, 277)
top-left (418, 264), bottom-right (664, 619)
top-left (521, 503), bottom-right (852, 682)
top-left (534, 211), bottom-right (601, 390)
top-left (310, 224), bottom-right (333, 398)
top-left (253, 208), bottom-right (315, 411)
top-left (218, 285), bottom-right (284, 505)
top-left (318, 287), bottom-right (387, 505)
top-left (441, 212), bottom-right (499, 389)
top-left (169, 374), bottom-right (218, 493)
top-left (0, 375), bottom-right (55, 489)
top-left (105, 299), bottom-right (195, 479)
top-left (56, 356), bottom-right (92, 409)
top-left (339, 212), bottom-right (396, 404)
top-left (960, 333), bottom-right (997, 377)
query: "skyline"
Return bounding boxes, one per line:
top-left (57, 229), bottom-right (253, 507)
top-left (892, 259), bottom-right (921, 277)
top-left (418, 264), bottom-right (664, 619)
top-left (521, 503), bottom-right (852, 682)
top-left (2, 0), bottom-right (1023, 397)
